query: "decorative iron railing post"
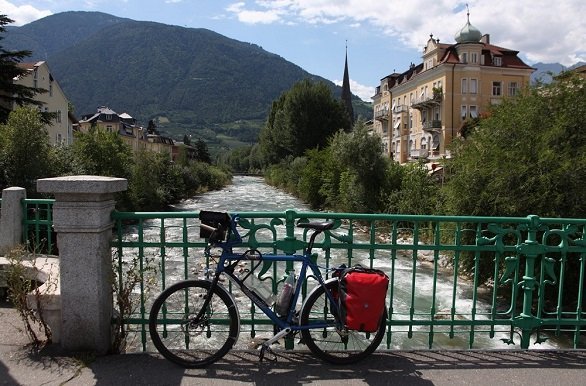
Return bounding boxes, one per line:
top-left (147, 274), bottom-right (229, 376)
top-left (516, 215), bottom-right (546, 348)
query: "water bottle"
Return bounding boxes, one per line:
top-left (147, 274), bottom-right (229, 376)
top-left (276, 272), bottom-right (295, 316)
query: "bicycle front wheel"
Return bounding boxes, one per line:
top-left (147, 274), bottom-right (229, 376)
top-left (300, 280), bottom-right (386, 364)
top-left (149, 279), bottom-right (239, 367)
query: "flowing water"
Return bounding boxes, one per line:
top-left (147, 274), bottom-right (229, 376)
top-left (135, 176), bottom-right (567, 350)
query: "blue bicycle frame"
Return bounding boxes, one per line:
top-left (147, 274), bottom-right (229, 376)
top-left (204, 213), bottom-right (342, 332)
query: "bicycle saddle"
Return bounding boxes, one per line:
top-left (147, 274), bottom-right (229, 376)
top-left (296, 220), bottom-right (335, 231)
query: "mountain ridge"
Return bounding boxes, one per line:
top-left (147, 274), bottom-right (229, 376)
top-left (3, 11), bottom-right (371, 144)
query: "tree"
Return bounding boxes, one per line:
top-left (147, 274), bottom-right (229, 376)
top-left (71, 128), bottom-right (133, 179)
top-left (195, 138), bottom-right (211, 164)
top-left (386, 162), bottom-right (440, 215)
top-left (327, 121), bottom-right (391, 212)
top-left (0, 107), bottom-right (52, 193)
top-left (259, 79), bottom-right (351, 165)
top-left (0, 15), bottom-right (49, 124)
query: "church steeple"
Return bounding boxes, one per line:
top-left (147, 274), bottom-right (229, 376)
top-left (341, 42), bottom-right (355, 125)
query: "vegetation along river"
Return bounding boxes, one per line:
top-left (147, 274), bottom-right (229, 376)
top-left (136, 176), bottom-right (567, 350)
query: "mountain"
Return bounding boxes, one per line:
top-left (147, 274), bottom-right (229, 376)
top-left (3, 12), bottom-right (371, 145)
top-left (531, 62), bottom-right (586, 84)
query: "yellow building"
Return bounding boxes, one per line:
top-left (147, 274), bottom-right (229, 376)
top-left (372, 15), bottom-right (534, 164)
top-left (9, 61), bottom-right (76, 145)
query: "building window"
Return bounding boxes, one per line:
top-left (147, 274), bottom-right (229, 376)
top-left (509, 82), bottom-right (519, 96)
top-left (57, 110), bottom-right (62, 123)
top-left (470, 52), bottom-right (478, 64)
top-left (493, 56), bottom-right (502, 66)
top-left (461, 52), bottom-right (468, 63)
top-left (469, 105), bottom-right (478, 118)
top-left (470, 79), bottom-right (478, 94)
top-left (461, 78), bottom-right (468, 94)
top-left (461, 105), bottom-right (467, 121)
top-left (106, 125), bottom-right (113, 133)
top-left (49, 83), bottom-right (53, 97)
top-left (492, 81), bottom-right (502, 96)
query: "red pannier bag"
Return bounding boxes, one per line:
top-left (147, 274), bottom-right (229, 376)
top-left (338, 265), bottom-right (389, 332)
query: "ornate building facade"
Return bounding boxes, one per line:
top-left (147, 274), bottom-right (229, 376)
top-left (372, 15), bottom-right (534, 164)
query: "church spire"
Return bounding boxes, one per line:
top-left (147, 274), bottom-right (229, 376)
top-left (341, 41), bottom-right (355, 125)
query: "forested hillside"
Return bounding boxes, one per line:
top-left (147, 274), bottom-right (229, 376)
top-left (4, 12), bottom-right (371, 145)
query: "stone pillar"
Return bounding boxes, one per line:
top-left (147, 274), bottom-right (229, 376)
top-left (37, 176), bottom-right (127, 354)
top-left (0, 187), bottom-right (26, 254)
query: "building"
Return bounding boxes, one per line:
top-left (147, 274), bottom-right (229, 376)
top-left (372, 13), bottom-right (534, 164)
top-left (78, 106), bottom-right (183, 159)
top-left (8, 61), bottom-right (76, 145)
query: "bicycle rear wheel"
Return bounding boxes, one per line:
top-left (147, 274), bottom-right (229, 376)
top-left (300, 280), bottom-right (386, 364)
top-left (149, 279), bottom-right (239, 367)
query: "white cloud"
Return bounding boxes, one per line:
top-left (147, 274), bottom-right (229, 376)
top-left (229, 0), bottom-right (586, 66)
top-left (0, 0), bottom-right (52, 26)
top-left (227, 2), bottom-right (283, 24)
top-left (334, 78), bottom-right (374, 102)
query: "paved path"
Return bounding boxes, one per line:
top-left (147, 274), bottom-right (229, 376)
top-left (2, 303), bottom-right (586, 385)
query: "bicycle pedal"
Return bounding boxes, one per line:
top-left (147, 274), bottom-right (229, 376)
top-left (259, 345), bottom-right (277, 362)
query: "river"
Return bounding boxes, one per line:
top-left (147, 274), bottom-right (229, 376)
top-left (167, 176), bottom-right (565, 350)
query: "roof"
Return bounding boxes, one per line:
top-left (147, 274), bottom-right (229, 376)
top-left (389, 39), bottom-right (533, 90)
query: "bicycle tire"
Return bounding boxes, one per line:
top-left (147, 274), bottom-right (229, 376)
top-left (300, 280), bottom-right (386, 364)
top-left (149, 279), bottom-right (239, 367)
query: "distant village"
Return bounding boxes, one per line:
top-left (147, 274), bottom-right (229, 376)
top-left (7, 62), bottom-right (195, 163)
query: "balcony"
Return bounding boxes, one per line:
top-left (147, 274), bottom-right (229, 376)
top-left (392, 105), bottom-right (409, 115)
top-left (410, 148), bottom-right (429, 159)
top-left (422, 120), bottom-right (442, 131)
top-left (375, 108), bottom-right (390, 121)
top-left (411, 90), bottom-right (443, 110)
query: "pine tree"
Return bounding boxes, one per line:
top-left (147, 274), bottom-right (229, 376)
top-left (195, 138), bottom-right (211, 164)
top-left (0, 15), bottom-right (48, 124)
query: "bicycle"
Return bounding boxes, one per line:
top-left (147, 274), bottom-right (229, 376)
top-left (148, 211), bottom-right (387, 367)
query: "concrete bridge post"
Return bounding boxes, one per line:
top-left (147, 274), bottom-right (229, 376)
top-left (37, 175), bottom-right (127, 354)
top-left (0, 187), bottom-right (27, 254)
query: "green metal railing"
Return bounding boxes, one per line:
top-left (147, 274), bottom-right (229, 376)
top-left (112, 210), bottom-right (586, 352)
top-left (22, 199), bottom-right (56, 255)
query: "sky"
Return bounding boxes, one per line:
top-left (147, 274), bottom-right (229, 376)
top-left (2, 0), bottom-right (585, 101)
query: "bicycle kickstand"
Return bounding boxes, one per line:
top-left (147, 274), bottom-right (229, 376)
top-left (258, 327), bottom-right (291, 362)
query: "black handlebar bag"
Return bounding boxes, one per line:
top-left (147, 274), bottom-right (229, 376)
top-left (338, 265), bottom-right (389, 332)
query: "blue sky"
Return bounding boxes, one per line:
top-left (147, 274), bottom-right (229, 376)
top-left (2, 0), bottom-right (585, 101)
